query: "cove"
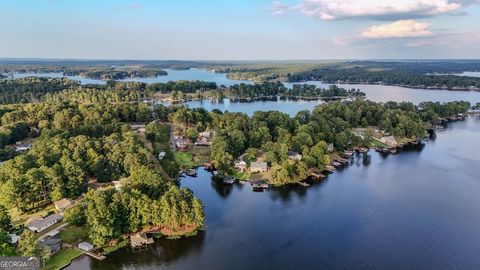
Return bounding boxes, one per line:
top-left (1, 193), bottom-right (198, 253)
top-left (66, 116), bottom-right (480, 270)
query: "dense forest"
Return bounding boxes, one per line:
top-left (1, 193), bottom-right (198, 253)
top-left (0, 99), bottom-right (205, 247)
top-left (287, 67), bottom-right (480, 89)
top-left (64, 69), bottom-right (168, 80)
top-left (156, 100), bottom-right (471, 185)
top-left (0, 77), bottom-right (79, 104)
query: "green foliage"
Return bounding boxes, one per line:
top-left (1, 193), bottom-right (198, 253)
top-left (0, 205), bottom-right (12, 232)
top-left (63, 204), bottom-right (86, 226)
top-left (18, 230), bottom-right (40, 257)
top-left (0, 77), bottom-right (79, 104)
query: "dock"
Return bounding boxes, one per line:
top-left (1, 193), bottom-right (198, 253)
top-left (84, 251), bottom-right (106, 260)
top-left (298, 181), bottom-right (310, 187)
top-left (308, 168), bottom-right (326, 180)
top-left (324, 165), bottom-right (335, 173)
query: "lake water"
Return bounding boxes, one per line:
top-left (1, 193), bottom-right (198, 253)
top-left (430, 71), bottom-right (480, 78)
top-left (67, 116), bottom-right (480, 270)
top-left (120, 68), bottom-right (253, 86)
top-left (9, 69), bottom-right (480, 108)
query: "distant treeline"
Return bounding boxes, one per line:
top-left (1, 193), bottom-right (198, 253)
top-left (0, 77), bottom-right (79, 104)
top-left (287, 68), bottom-right (480, 89)
top-left (228, 82), bottom-right (364, 99)
top-left (64, 69), bottom-right (168, 80)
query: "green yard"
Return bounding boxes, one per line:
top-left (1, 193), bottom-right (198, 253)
top-left (43, 248), bottom-right (83, 270)
top-left (103, 239), bottom-right (128, 255)
top-left (58, 225), bottom-right (89, 244)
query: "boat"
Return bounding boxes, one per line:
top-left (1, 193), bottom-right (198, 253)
top-left (185, 169), bottom-right (197, 177)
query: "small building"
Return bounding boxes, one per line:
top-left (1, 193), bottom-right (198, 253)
top-left (380, 136), bottom-right (398, 147)
top-left (54, 198), bottom-right (73, 212)
top-left (158, 152), bottom-right (166, 160)
top-left (287, 151), bottom-right (302, 161)
top-left (15, 143), bottom-right (32, 152)
top-left (195, 137), bottom-right (211, 147)
top-left (174, 138), bottom-right (188, 151)
top-left (327, 143), bottom-right (335, 153)
top-left (130, 233), bottom-right (154, 248)
top-left (234, 160), bottom-right (247, 172)
top-left (251, 180), bottom-right (269, 191)
top-left (40, 238), bottom-right (62, 254)
top-left (78, 241), bottom-right (94, 252)
top-left (47, 229), bottom-right (60, 237)
top-left (199, 131), bottom-right (211, 139)
top-left (250, 162), bottom-right (268, 173)
top-left (112, 180), bottom-right (123, 191)
top-left (27, 214), bottom-right (63, 233)
top-left (223, 176), bottom-right (235, 184)
top-left (9, 233), bottom-right (19, 244)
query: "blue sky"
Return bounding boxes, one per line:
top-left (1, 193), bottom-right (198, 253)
top-left (1, 0), bottom-right (479, 59)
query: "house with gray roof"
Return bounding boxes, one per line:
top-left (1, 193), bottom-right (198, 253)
top-left (250, 161), bottom-right (268, 173)
top-left (27, 214), bottom-right (63, 233)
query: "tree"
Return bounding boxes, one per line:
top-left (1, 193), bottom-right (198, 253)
top-left (18, 230), bottom-right (40, 257)
top-left (0, 229), bottom-right (15, 256)
top-left (0, 205), bottom-right (12, 232)
top-left (210, 137), bottom-right (233, 174)
top-left (63, 203), bottom-right (86, 226)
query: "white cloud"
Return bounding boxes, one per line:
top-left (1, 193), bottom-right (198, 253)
top-left (271, 0), bottom-right (463, 20)
top-left (118, 2), bottom-right (142, 11)
top-left (360, 20), bottom-right (433, 39)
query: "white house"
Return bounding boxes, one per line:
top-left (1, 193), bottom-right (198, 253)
top-left (234, 160), bottom-right (247, 172)
top-left (78, 241), bottom-right (94, 252)
top-left (250, 162), bottom-right (268, 173)
top-left (27, 214), bottom-right (63, 233)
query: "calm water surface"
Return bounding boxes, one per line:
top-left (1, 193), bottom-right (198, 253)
top-left (67, 116), bottom-right (480, 270)
top-left (8, 69), bottom-right (480, 107)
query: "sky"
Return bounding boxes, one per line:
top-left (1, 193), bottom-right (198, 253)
top-left (0, 0), bottom-right (479, 60)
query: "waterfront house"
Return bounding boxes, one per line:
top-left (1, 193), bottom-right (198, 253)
top-left (27, 214), bottom-right (63, 233)
top-left (40, 238), bottom-right (62, 254)
top-left (78, 241), bottom-right (94, 252)
top-left (234, 160), bottom-right (247, 172)
top-left (54, 198), bottom-right (73, 212)
top-left (250, 162), bottom-right (268, 173)
top-left (130, 233), bottom-right (154, 248)
top-left (380, 136), bottom-right (398, 147)
top-left (287, 151), bottom-right (302, 161)
top-left (174, 137), bottom-right (188, 151)
top-left (199, 131), bottom-right (211, 139)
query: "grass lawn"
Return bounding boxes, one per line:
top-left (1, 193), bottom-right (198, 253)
top-left (174, 152), bottom-right (196, 169)
top-left (231, 171), bottom-right (249, 180)
top-left (371, 138), bottom-right (389, 148)
top-left (43, 248), bottom-right (83, 270)
top-left (191, 146), bottom-right (211, 165)
top-left (103, 239), bottom-right (128, 255)
top-left (58, 225), bottom-right (89, 244)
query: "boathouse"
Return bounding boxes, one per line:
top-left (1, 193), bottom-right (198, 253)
top-left (130, 233), bottom-right (154, 248)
